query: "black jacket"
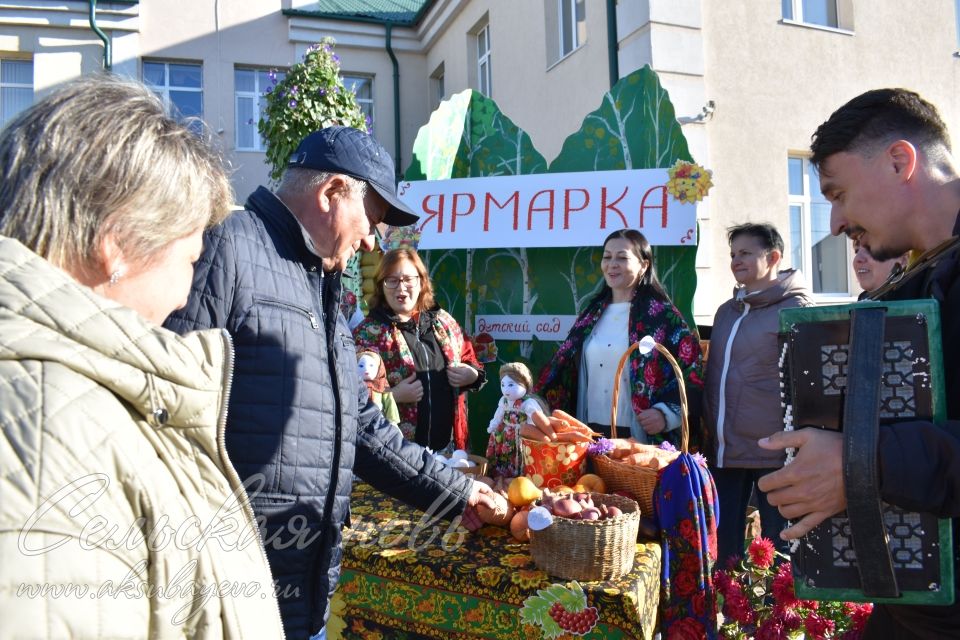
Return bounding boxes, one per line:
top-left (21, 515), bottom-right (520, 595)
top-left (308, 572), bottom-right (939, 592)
top-left (165, 186), bottom-right (473, 638)
top-left (870, 213), bottom-right (960, 637)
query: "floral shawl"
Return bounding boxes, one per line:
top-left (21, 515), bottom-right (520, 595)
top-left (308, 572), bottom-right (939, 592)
top-left (353, 307), bottom-right (481, 450)
top-left (535, 285), bottom-right (703, 446)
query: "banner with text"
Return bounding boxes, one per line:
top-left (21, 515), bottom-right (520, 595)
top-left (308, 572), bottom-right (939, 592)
top-left (475, 315), bottom-right (577, 342)
top-left (396, 168), bottom-right (701, 250)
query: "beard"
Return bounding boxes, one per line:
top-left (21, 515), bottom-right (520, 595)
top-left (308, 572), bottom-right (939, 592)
top-left (867, 243), bottom-right (909, 262)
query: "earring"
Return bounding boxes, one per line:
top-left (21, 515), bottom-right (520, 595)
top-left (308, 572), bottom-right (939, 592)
top-left (109, 270), bottom-right (122, 286)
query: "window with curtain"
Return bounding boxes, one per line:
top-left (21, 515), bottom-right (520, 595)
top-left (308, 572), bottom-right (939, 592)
top-left (342, 75), bottom-right (374, 131)
top-left (235, 67), bottom-right (285, 151)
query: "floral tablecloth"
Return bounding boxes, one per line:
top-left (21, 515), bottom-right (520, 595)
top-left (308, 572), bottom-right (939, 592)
top-left (330, 482), bottom-right (661, 640)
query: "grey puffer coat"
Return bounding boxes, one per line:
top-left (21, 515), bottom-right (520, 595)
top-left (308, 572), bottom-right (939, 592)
top-left (703, 269), bottom-right (813, 468)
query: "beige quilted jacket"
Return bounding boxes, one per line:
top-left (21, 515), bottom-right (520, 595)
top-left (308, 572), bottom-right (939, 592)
top-left (0, 238), bottom-right (285, 639)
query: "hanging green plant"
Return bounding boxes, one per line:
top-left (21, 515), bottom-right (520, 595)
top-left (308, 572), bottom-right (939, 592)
top-left (258, 37), bottom-right (368, 183)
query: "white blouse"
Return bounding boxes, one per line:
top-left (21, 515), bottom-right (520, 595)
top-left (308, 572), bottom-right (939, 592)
top-left (580, 302), bottom-right (635, 434)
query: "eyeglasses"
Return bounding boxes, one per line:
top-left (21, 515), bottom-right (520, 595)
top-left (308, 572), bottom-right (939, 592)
top-left (383, 275), bottom-right (421, 289)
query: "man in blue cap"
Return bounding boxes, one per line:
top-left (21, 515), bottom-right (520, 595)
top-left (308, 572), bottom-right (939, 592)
top-left (166, 127), bottom-right (496, 640)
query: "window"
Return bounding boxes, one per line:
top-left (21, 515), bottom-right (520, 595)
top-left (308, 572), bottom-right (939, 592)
top-left (342, 75), bottom-right (374, 130)
top-left (235, 67), bottom-right (285, 151)
top-left (558, 0), bottom-right (586, 58)
top-left (956, 0), bottom-right (960, 49)
top-left (431, 63), bottom-right (445, 110)
top-left (788, 156), bottom-right (850, 296)
top-left (1, 58), bottom-right (33, 128)
top-left (782, 0), bottom-right (839, 28)
top-left (143, 61), bottom-right (203, 133)
top-left (476, 23), bottom-right (492, 97)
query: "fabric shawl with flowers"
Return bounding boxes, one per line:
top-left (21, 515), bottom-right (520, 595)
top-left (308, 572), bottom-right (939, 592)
top-left (535, 285), bottom-right (703, 446)
top-left (654, 449), bottom-right (719, 639)
top-left (353, 307), bottom-right (481, 450)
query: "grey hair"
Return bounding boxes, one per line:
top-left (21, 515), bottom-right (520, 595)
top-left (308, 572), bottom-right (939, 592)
top-left (0, 73), bottom-right (232, 272)
top-left (276, 167), bottom-right (367, 200)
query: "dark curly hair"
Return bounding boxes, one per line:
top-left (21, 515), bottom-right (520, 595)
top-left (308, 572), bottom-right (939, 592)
top-left (810, 88), bottom-right (951, 170)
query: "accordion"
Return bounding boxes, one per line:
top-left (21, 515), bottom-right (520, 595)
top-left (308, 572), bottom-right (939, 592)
top-left (779, 299), bottom-right (954, 605)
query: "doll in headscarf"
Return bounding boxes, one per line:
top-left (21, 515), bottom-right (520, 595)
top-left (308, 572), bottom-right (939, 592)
top-left (486, 362), bottom-right (545, 477)
top-left (358, 350), bottom-right (400, 425)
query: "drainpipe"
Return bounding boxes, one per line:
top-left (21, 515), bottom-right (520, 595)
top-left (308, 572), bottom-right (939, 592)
top-left (606, 0), bottom-right (618, 88)
top-left (88, 0), bottom-right (112, 71)
top-left (385, 22), bottom-right (401, 182)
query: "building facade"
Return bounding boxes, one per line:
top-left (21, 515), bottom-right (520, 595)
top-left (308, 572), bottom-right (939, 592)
top-left (1, 0), bottom-right (958, 322)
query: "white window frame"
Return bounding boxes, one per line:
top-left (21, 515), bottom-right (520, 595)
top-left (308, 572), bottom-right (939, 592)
top-left (558, 0), bottom-right (584, 59)
top-left (477, 23), bottom-right (492, 97)
top-left (788, 155), bottom-right (854, 299)
top-left (143, 60), bottom-right (203, 131)
top-left (431, 65), bottom-right (445, 110)
top-left (782, 0), bottom-right (838, 27)
top-left (955, 0), bottom-right (960, 52)
top-left (234, 67), bottom-right (285, 152)
top-left (342, 74), bottom-right (374, 131)
top-left (0, 58), bottom-right (33, 128)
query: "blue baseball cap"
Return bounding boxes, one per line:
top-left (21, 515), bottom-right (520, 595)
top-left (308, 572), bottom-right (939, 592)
top-left (288, 126), bottom-right (419, 227)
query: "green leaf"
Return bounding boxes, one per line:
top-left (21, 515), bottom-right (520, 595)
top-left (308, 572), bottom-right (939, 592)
top-left (547, 65), bottom-right (698, 327)
top-left (405, 67), bottom-right (704, 450)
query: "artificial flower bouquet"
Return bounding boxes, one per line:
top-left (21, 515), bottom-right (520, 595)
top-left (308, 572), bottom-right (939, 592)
top-left (714, 537), bottom-right (873, 640)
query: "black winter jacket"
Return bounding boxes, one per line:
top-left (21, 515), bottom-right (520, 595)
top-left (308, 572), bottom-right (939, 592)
top-left (165, 186), bottom-right (473, 639)
top-left (869, 212), bottom-right (960, 637)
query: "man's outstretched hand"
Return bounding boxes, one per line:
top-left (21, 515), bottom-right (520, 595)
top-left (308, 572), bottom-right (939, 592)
top-left (462, 480), bottom-right (499, 531)
top-left (757, 428), bottom-right (846, 540)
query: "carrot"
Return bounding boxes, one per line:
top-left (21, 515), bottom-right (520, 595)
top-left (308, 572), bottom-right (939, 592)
top-left (548, 416), bottom-right (572, 432)
top-left (519, 423), bottom-right (550, 442)
top-left (530, 409), bottom-right (556, 441)
top-left (554, 431), bottom-right (593, 443)
top-left (550, 409), bottom-right (593, 435)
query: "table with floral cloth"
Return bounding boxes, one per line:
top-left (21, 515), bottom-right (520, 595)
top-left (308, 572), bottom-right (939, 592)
top-left (329, 482), bottom-right (661, 640)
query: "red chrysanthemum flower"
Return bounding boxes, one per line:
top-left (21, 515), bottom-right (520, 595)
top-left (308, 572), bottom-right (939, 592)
top-left (748, 536), bottom-right (777, 569)
top-left (804, 612), bottom-right (835, 640)
top-left (755, 617), bottom-right (788, 640)
top-left (771, 563), bottom-right (797, 608)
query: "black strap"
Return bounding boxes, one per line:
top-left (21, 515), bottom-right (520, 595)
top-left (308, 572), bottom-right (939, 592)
top-left (842, 307), bottom-right (900, 598)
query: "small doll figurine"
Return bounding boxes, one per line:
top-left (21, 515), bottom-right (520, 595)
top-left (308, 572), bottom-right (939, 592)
top-left (486, 362), bottom-right (546, 477)
top-left (358, 350), bottom-right (400, 425)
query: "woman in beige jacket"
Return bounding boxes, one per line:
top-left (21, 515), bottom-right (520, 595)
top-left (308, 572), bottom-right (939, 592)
top-left (0, 76), bottom-right (284, 638)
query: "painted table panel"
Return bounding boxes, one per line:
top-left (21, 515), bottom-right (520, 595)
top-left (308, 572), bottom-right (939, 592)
top-left (330, 482), bottom-right (661, 640)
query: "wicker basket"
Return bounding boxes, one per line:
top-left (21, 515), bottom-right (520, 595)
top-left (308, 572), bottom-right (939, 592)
top-left (446, 454), bottom-right (488, 477)
top-left (589, 340), bottom-right (691, 517)
top-left (529, 492), bottom-right (641, 581)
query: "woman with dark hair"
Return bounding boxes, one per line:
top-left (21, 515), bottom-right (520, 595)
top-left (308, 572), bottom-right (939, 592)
top-left (703, 222), bottom-right (812, 564)
top-left (353, 248), bottom-right (486, 451)
top-left (536, 229), bottom-right (703, 443)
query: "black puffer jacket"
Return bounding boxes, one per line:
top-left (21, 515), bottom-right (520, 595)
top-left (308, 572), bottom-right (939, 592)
top-left (165, 186), bottom-right (473, 639)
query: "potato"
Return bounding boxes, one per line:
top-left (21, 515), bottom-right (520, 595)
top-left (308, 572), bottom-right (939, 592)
top-left (476, 493), bottom-right (514, 527)
top-left (509, 508), bottom-right (531, 541)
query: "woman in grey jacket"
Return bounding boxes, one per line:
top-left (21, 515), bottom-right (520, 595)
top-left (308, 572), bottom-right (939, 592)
top-left (703, 223), bottom-right (813, 565)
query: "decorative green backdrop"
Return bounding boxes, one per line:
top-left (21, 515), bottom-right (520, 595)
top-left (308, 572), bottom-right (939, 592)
top-left (403, 66), bottom-right (700, 452)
